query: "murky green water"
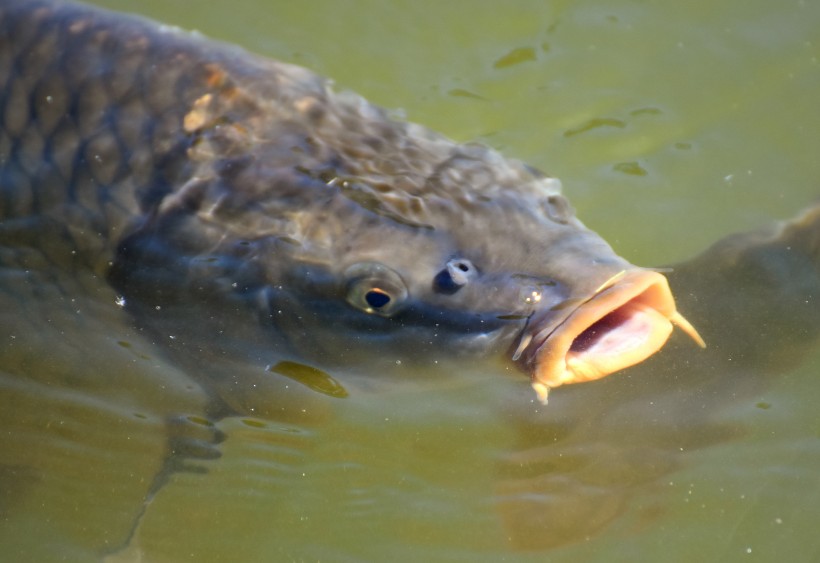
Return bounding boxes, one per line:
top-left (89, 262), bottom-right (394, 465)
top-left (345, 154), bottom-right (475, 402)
top-left (1, 0), bottom-right (819, 561)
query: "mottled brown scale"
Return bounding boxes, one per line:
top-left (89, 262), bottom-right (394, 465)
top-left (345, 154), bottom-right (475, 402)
top-left (1, 1), bottom-right (284, 272)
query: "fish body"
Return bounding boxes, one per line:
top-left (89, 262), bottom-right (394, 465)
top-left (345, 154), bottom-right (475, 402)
top-left (0, 0), bottom-right (699, 402)
top-left (0, 1), bottom-right (819, 558)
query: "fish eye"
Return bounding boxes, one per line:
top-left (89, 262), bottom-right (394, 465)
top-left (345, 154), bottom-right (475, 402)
top-left (344, 262), bottom-right (407, 317)
top-left (433, 258), bottom-right (477, 294)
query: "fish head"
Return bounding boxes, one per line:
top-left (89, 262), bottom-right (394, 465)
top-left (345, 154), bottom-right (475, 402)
top-left (120, 88), bottom-right (702, 400)
top-left (196, 133), bottom-right (700, 399)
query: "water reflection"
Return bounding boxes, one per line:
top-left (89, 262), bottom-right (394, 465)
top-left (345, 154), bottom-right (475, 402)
top-left (2, 204), bottom-right (816, 561)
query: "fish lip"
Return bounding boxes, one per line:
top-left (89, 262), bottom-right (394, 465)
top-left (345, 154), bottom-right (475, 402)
top-left (514, 269), bottom-right (679, 392)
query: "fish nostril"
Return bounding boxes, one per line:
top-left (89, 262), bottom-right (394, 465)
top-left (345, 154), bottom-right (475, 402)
top-left (433, 258), bottom-right (477, 294)
top-left (433, 269), bottom-right (461, 294)
top-left (446, 258), bottom-right (476, 283)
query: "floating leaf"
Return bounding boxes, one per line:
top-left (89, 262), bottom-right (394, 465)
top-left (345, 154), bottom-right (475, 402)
top-left (613, 161), bottom-right (648, 176)
top-left (493, 46), bottom-right (536, 69)
top-left (268, 361), bottom-right (349, 398)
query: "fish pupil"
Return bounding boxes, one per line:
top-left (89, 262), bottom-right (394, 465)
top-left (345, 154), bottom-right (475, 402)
top-left (365, 289), bottom-right (391, 309)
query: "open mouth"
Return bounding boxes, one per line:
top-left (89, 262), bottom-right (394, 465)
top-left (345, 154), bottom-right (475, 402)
top-left (513, 269), bottom-right (704, 404)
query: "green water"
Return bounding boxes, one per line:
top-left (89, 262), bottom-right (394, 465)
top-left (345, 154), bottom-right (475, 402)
top-left (1, 0), bottom-right (819, 561)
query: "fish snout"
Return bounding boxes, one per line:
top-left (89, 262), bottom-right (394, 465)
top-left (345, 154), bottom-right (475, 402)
top-left (512, 269), bottom-right (704, 404)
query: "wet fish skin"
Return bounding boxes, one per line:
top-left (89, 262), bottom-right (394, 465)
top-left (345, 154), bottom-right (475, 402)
top-left (0, 0), bottom-right (687, 397)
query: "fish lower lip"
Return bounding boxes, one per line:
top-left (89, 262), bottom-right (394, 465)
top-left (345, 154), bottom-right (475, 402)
top-left (516, 270), bottom-right (703, 401)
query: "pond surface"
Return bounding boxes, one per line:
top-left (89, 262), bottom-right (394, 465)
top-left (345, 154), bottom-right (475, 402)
top-left (1, 0), bottom-right (819, 561)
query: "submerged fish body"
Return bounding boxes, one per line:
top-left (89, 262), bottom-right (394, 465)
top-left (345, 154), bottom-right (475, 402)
top-left (0, 0), bottom-right (700, 401)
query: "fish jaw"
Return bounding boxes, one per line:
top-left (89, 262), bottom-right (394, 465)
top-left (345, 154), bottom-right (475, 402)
top-left (516, 270), bottom-right (703, 403)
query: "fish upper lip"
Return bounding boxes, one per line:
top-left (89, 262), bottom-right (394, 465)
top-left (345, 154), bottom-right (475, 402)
top-left (512, 269), bottom-right (704, 401)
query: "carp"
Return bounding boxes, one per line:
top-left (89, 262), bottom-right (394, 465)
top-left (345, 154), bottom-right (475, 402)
top-left (0, 0), bottom-right (703, 405)
top-left (1, 0), bottom-right (819, 558)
